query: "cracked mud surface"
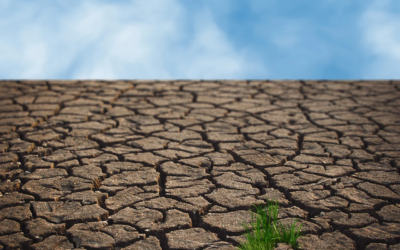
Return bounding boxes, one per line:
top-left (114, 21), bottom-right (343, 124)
top-left (0, 80), bottom-right (399, 250)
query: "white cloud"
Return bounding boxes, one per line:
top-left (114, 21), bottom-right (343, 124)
top-left (360, 0), bottom-right (400, 78)
top-left (0, 0), bottom-right (265, 79)
top-left (171, 8), bottom-right (265, 79)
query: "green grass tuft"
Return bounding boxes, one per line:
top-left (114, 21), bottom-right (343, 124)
top-left (238, 200), bottom-right (302, 250)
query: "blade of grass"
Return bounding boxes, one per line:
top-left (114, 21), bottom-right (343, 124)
top-left (238, 199), bottom-right (303, 250)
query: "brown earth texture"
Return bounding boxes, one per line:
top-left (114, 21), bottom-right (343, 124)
top-left (0, 80), bottom-right (399, 250)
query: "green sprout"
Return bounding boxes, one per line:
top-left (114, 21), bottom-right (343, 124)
top-left (238, 200), bottom-right (302, 250)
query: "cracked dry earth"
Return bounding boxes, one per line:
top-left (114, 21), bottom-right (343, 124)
top-left (0, 80), bottom-right (399, 250)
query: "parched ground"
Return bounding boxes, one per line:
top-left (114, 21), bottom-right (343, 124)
top-left (0, 80), bottom-right (399, 250)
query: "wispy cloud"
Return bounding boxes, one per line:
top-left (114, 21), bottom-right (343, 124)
top-left (360, 0), bottom-right (400, 78)
top-left (0, 0), bottom-right (264, 79)
top-left (170, 8), bottom-right (266, 79)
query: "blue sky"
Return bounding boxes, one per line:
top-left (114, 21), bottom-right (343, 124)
top-left (1, 0), bottom-right (399, 79)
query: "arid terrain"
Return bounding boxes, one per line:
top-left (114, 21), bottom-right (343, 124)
top-left (0, 80), bottom-right (399, 250)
